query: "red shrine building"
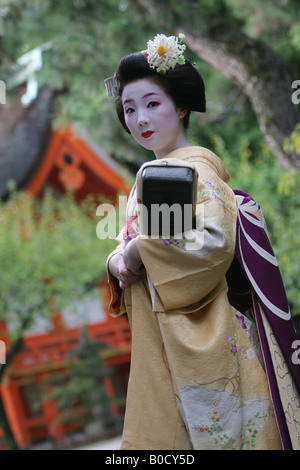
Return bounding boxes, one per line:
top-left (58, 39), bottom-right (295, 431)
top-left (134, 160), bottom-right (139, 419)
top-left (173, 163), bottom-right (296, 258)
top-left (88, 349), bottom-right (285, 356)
top-left (0, 82), bottom-right (131, 448)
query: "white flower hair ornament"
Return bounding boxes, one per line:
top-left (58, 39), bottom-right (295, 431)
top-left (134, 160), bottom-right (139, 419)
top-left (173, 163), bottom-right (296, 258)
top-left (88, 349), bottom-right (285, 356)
top-left (144, 33), bottom-right (186, 74)
top-left (104, 33), bottom-right (187, 96)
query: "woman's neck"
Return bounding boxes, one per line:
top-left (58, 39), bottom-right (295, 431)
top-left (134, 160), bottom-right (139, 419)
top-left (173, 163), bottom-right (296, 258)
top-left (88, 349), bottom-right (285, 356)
top-left (154, 135), bottom-right (192, 160)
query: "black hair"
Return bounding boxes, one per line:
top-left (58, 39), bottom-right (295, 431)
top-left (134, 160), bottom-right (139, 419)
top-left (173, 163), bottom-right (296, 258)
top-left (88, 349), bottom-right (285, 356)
top-left (115, 52), bottom-right (206, 133)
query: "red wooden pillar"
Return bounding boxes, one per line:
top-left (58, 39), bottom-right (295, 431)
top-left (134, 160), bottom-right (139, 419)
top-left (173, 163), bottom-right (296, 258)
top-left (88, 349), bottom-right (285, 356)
top-left (103, 376), bottom-right (119, 416)
top-left (42, 398), bottom-right (65, 447)
top-left (1, 381), bottom-right (31, 448)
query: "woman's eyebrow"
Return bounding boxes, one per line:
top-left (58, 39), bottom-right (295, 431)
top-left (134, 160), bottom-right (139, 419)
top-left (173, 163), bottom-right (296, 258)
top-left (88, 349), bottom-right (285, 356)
top-left (123, 98), bottom-right (134, 105)
top-left (142, 92), bottom-right (160, 99)
top-left (123, 92), bottom-right (160, 105)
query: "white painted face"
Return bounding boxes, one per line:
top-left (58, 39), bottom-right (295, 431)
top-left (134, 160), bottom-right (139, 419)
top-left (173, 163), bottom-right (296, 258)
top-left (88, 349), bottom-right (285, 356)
top-left (122, 78), bottom-right (188, 159)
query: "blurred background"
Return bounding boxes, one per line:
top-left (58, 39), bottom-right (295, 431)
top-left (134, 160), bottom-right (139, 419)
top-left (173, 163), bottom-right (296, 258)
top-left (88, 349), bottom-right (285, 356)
top-left (0, 0), bottom-right (299, 450)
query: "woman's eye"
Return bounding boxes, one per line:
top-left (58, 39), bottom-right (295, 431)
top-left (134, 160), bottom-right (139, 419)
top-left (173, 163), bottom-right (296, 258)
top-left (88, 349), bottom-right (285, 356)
top-left (148, 101), bottom-right (159, 108)
top-left (125, 107), bottom-right (135, 115)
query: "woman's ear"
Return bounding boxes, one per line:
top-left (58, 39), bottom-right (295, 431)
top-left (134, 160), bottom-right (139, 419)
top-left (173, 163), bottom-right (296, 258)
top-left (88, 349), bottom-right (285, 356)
top-left (178, 108), bottom-right (187, 120)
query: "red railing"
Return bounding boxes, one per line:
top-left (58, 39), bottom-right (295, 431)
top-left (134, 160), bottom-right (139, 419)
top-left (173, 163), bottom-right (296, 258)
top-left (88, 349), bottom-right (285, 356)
top-left (10, 317), bottom-right (131, 374)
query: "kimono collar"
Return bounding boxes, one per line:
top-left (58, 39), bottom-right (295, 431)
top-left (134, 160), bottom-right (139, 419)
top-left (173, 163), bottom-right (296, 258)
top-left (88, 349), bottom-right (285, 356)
top-left (161, 146), bottom-right (230, 183)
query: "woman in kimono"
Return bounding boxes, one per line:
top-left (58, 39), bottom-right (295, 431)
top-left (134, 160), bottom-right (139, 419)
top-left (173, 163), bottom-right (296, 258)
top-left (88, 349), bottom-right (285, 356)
top-left (105, 34), bottom-right (300, 450)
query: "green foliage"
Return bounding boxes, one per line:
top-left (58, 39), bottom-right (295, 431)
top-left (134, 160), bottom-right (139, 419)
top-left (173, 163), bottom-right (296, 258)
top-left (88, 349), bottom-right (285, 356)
top-left (0, 189), bottom-right (116, 339)
top-left (290, 22), bottom-right (300, 50)
top-left (284, 122), bottom-right (300, 155)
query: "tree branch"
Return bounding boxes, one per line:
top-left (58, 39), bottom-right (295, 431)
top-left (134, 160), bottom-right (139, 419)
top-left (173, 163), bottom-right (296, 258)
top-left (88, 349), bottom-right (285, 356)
top-left (130, 0), bottom-right (300, 171)
top-left (180, 28), bottom-right (300, 172)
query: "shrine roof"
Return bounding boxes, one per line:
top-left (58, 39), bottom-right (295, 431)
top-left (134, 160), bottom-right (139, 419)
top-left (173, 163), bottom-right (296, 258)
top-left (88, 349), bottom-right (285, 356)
top-left (0, 85), bottom-right (128, 199)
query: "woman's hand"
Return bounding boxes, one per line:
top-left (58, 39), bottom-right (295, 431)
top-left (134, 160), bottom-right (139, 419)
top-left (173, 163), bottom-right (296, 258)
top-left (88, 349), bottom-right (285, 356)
top-left (108, 249), bottom-right (141, 290)
top-left (123, 238), bottom-right (143, 275)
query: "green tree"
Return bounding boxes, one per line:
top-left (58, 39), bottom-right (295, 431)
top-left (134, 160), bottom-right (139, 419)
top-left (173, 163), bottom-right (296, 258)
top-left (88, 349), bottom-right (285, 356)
top-left (0, 189), bottom-right (117, 448)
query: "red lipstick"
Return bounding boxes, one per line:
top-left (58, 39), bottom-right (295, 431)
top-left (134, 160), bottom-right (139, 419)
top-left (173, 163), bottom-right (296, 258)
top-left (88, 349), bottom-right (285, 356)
top-left (142, 131), bottom-right (154, 138)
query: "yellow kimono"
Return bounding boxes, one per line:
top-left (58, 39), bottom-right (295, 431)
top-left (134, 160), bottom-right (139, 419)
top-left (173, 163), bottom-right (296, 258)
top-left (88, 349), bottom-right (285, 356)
top-left (107, 146), bottom-right (282, 450)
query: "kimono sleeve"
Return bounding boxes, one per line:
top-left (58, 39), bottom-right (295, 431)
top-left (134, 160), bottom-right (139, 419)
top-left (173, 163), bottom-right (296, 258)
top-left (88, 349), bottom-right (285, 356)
top-left (106, 235), bottom-right (127, 318)
top-left (135, 168), bottom-right (237, 312)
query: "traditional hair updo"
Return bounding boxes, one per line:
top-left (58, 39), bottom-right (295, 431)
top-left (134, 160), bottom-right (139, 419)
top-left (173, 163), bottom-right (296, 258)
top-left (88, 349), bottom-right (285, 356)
top-left (115, 52), bottom-right (206, 133)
